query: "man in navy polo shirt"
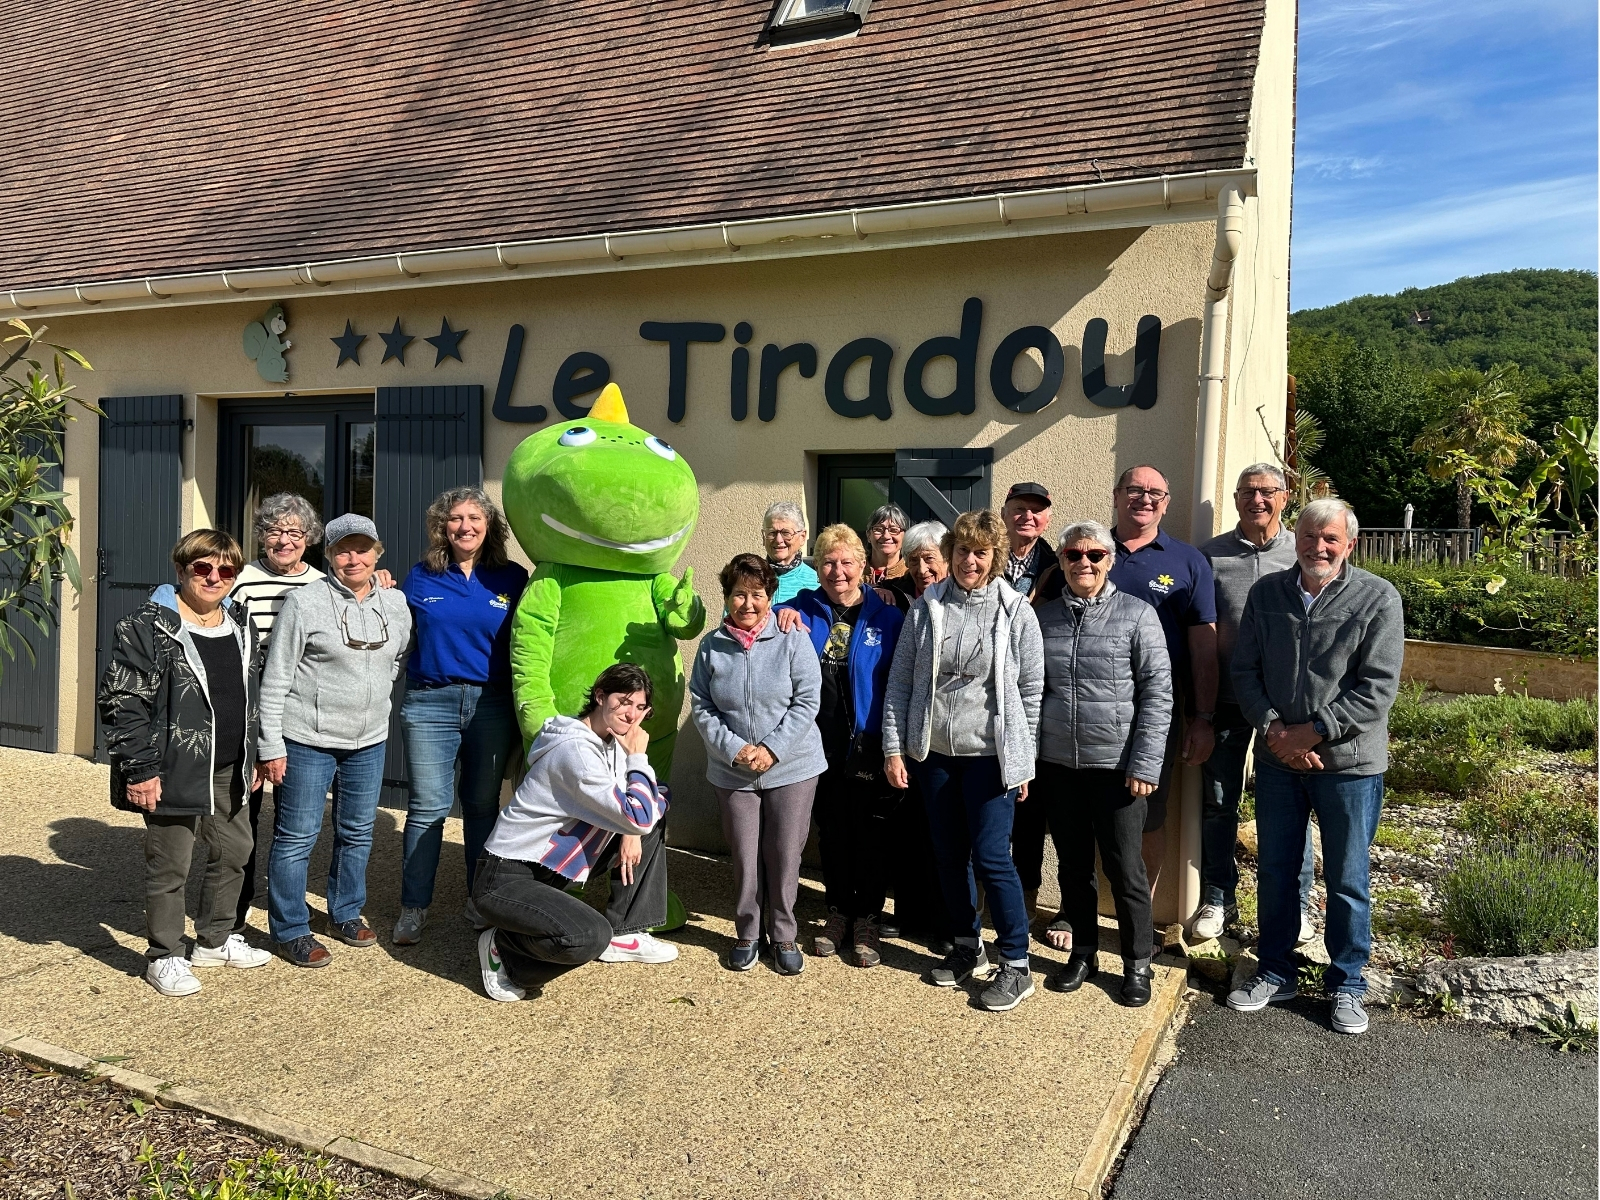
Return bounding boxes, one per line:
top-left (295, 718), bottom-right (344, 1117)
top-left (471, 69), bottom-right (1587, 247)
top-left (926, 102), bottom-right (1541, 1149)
top-left (1107, 464), bottom-right (1218, 911)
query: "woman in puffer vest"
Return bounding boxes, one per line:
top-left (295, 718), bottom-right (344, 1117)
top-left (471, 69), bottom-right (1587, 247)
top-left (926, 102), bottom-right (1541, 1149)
top-left (1032, 519), bottom-right (1172, 1007)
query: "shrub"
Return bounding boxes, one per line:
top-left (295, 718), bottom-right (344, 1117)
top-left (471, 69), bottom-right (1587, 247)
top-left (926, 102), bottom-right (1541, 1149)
top-left (133, 1143), bottom-right (342, 1200)
top-left (1459, 782), bottom-right (1599, 858)
top-left (1388, 682), bottom-right (1597, 753)
top-left (1364, 561), bottom-right (1597, 656)
top-left (1386, 731), bottom-right (1503, 797)
top-left (1441, 843), bottom-right (1598, 957)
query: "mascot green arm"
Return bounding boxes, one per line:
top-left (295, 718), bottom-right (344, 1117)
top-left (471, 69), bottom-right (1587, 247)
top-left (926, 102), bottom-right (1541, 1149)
top-left (653, 568), bottom-right (707, 640)
top-left (509, 573), bottom-right (563, 745)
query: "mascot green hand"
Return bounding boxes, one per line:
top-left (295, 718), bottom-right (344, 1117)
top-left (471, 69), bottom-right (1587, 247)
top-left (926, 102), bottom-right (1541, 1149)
top-left (502, 382), bottom-right (707, 781)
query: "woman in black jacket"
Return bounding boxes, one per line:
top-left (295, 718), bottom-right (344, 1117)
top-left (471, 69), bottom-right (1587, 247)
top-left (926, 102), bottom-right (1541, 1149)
top-left (98, 529), bottom-right (269, 998)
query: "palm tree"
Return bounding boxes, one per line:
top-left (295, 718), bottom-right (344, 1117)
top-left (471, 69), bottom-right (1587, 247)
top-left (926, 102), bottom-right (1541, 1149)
top-left (1412, 365), bottom-right (1536, 529)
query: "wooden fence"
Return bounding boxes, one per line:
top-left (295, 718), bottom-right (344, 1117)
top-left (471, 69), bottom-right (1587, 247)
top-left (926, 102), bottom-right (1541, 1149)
top-left (1355, 527), bottom-right (1589, 577)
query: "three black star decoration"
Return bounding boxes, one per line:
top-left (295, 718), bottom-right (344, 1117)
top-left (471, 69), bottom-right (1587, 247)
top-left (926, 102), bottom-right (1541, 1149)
top-left (331, 320), bottom-right (366, 367)
top-left (424, 318), bottom-right (468, 366)
top-left (379, 318), bottom-right (414, 364)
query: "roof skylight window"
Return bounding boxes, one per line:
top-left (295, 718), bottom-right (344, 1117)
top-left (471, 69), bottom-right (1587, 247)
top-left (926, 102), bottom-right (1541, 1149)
top-left (766, 0), bottom-right (871, 44)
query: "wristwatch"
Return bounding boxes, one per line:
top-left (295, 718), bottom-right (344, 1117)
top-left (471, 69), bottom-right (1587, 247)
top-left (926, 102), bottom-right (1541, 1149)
top-left (1311, 716), bottom-right (1330, 738)
top-left (1193, 711), bottom-right (1214, 722)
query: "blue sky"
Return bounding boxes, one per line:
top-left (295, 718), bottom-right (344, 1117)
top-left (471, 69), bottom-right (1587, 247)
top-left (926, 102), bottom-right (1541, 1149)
top-left (1290, 0), bottom-right (1598, 310)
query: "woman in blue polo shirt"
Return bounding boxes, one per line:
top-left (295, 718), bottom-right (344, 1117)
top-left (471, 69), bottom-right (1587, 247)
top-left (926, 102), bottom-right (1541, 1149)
top-left (393, 486), bottom-right (529, 946)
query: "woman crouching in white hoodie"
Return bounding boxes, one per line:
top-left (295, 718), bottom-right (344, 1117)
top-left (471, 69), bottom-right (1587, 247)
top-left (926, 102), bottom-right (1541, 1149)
top-left (471, 663), bottom-right (676, 1001)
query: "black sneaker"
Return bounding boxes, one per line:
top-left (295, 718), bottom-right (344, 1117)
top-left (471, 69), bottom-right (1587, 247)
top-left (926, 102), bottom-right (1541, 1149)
top-left (929, 942), bottom-right (990, 987)
top-left (771, 941), bottom-right (805, 976)
top-left (978, 962), bottom-right (1035, 1012)
top-left (276, 934), bottom-right (332, 968)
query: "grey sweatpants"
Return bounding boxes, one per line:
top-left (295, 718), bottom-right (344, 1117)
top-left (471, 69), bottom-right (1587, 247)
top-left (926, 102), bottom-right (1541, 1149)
top-left (716, 776), bottom-right (819, 944)
top-left (142, 763), bottom-right (251, 959)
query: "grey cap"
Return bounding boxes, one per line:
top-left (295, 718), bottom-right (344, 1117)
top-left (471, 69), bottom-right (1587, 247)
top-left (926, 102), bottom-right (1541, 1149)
top-left (323, 513), bottom-right (380, 548)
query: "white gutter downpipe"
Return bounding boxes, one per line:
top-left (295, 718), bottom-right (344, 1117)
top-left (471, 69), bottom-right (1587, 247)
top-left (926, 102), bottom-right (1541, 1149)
top-left (1190, 183), bottom-right (1249, 542)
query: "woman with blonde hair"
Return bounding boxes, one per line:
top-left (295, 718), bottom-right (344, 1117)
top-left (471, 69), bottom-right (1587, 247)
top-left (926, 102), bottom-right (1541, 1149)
top-left (883, 509), bottom-right (1043, 1012)
top-left (393, 486), bottom-right (529, 946)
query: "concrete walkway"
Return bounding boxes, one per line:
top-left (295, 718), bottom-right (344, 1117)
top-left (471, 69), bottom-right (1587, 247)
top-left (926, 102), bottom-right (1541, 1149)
top-left (0, 748), bottom-right (1180, 1199)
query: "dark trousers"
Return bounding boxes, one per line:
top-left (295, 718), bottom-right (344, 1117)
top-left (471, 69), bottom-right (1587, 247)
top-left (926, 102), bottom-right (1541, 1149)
top-left (143, 762), bottom-right (251, 959)
top-left (911, 752), bottom-right (1029, 963)
top-left (889, 784), bottom-right (953, 938)
top-left (234, 784), bottom-right (266, 931)
top-left (1036, 761), bottom-right (1153, 964)
top-left (815, 766), bottom-right (895, 920)
top-left (472, 823), bottom-right (668, 986)
top-left (1011, 787), bottom-right (1050, 892)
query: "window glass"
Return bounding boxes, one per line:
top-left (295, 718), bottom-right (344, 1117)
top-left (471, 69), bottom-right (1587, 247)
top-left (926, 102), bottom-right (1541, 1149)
top-left (243, 425), bottom-right (325, 563)
top-left (346, 422), bottom-right (375, 517)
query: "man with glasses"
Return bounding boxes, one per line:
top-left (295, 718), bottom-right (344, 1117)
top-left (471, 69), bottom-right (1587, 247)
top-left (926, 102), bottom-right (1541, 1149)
top-left (1196, 465), bottom-right (1316, 944)
top-left (761, 500), bottom-right (818, 603)
top-left (1107, 465), bottom-right (1217, 920)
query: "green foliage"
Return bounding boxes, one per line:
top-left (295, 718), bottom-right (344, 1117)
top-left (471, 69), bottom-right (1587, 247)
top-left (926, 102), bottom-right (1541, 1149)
top-left (1291, 269), bottom-right (1599, 382)
top-left (0, 319), bottom-right (95, 682)
top-left (1536, 1002), bottom-right (1599, 1053)
top-left (1373, 820), bottom-right (1441, 855)
top-left (1386, 732), bottom-right (1503, 798)
top-left (1364, 561), bottom-right (1597, 656)
top-left (1441, 842), bottom-right (1598, 957)
top-left (1297, 960), bottom-right (1328, 994)
top-left (1387, 683), bottom-right (1598, 752)
top-left (1413, 364), bottom-right (1538, 530)
top-left (133, 1142), bottom-right (343, 1200)
top-left (1459, 783), bottom-right (1598, 859)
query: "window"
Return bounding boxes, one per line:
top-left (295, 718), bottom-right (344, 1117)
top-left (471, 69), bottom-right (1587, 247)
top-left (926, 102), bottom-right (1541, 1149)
top-left (816, 448), bottom-right (994, 543)
top-left (767, 0), bottom-right (871, 44)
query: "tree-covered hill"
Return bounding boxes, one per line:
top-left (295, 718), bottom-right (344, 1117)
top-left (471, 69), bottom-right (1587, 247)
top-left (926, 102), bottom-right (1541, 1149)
top-left (1291, 269), bottom-right (1598, 381)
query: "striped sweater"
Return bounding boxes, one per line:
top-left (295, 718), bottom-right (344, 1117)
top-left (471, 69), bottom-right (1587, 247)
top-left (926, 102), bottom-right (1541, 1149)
top-left (483, 715), bottom-right (668, 883)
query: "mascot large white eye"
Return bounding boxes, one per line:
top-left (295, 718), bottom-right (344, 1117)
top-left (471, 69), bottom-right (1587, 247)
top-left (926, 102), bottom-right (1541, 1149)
top-left (558, 426), bottom-right (596, 447)
top-left (645, 435), bottom-right (677, 461)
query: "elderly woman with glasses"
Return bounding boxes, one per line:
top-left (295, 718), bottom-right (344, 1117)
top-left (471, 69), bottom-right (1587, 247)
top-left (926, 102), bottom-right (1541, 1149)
top-left (761, 500), bottom-right (818, 603)
top-left (1032, 520), bottom-right (1172, 1006)
top-left (258, 513), bottom-right (413, 967)
top-left (393, 486), bottom-right (529, 947)
top-left (99, 530), bottom-right (270, 997)
top-left (866, 504), bottom-right (914, 610)
top-left (883, 509), bottom-right (1044, 1013)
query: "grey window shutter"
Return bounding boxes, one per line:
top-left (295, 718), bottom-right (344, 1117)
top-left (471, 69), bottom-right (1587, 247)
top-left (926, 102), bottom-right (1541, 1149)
top-left (0, 429), bottom-right (67, 751)
top-left (373, 386), bottom-right (483, 800)
top-left (95, 395), bottom-right (186, 760)
top-left (892, 448), bottom-right (994, 528)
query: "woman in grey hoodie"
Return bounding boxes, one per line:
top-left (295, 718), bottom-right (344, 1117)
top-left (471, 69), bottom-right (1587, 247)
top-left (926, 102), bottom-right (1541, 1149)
top-left (883, 509), bottom-right (1044, 1013)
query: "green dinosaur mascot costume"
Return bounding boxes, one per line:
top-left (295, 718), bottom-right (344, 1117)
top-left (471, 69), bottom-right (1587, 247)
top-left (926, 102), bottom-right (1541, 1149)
top-left (502, 382), bottom-right (707, 780)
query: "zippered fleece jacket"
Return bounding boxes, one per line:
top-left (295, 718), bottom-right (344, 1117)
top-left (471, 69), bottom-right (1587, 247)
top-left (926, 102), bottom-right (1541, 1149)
top-left (484, 715), bottom-right (668, 883)
top-left (98, 591), bottom-right (260, 817)
top-left (1036, 582), bottom-right (1173, 784)
top-left (778, 584), bottom-right (904, 742)
top-left (688, 615), bottom-right (827, 790)
top-left (881, 576), bottom-right (1044, 789)
top-left (1232, 562), bottom-right (1405, 775)
top-left (257, 575), bottom-right (412, 760)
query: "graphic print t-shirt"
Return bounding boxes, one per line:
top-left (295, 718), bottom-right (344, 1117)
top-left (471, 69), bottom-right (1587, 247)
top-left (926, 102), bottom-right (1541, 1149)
top-left (816, 601), bottom-right (862, 765)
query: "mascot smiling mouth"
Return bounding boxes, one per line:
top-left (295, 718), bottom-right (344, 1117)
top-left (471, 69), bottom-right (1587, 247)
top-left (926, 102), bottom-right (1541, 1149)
top-left (541, 513), bottom-right (692, 554)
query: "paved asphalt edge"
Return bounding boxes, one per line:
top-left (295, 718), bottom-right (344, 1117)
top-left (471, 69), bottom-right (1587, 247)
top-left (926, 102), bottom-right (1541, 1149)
top-left (1067, 964), bottom-right (1189, 1200)
top-left (0, 1028), bottom-right (509, 1200)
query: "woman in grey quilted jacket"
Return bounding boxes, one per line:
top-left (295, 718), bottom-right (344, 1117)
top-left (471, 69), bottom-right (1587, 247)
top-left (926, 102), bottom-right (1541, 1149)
top-left (1032, 519), bottom-right (1172, 1007)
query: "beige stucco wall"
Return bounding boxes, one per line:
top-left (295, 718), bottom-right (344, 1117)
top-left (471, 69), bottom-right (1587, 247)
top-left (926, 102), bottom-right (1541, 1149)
top-left (48, 210), bottom-right (1291, 921)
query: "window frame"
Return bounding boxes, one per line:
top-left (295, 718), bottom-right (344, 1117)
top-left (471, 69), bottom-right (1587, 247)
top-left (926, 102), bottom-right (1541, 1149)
top-left (764, 0), bottom-right (872, 45)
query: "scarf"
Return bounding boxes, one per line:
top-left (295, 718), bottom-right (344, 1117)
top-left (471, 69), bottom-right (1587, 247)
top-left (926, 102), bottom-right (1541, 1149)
top-left (723, 612), bottom-right (770, 650)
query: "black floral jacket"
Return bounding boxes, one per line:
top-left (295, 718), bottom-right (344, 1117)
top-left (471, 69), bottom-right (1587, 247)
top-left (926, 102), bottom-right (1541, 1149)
top-left (97, 599), bottom-right (262, 816)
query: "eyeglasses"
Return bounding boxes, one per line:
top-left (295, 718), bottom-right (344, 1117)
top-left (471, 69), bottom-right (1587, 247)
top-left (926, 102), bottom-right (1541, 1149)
top-left (339, 605), bottom-right (390, 650)
top-left (765, 529), bottom-right (802, 542)
top-left (1235, 487), bottom-right (1285, 499)
top-left (264, 527), bottom-right (307, 543)
top-left (188, 561), bottom-right (238, 582)
top-left (1062, 548), bottom-right (1109, 564)
top-left (1119, 486), bottom-right (1169, 502)
top-left (869, 524), bottom-right (904, 537)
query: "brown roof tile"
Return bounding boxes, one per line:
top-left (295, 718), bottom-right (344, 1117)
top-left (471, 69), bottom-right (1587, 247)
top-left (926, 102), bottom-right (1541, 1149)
top-left (1, 0), bottom-right (1265, 290)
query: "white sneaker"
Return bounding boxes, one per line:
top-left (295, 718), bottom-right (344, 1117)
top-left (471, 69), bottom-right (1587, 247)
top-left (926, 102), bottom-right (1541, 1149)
top-left (146, 955), bottom-right (202, 997)
top-left (189, 933), bottom-right (272, 970)
top-left (477, 929), bottom-right (526, 1002)
top-left (1191, 903), bottom-right (1228, 941)
top-left (392, 906), bottom-right (428, 946)
top-left (598, 931), bottom-right (679, 964)
top-left (1298, 912), bottom-right (1316, 945)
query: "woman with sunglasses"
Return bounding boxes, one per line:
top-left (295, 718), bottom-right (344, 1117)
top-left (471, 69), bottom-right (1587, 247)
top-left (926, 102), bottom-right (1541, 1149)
top-left (1032, 521), bottom-right (1172, 1006)
top-left (257, 514), bottom-right (413, 967)
top-left (99, 530), bottom-right (269, 997)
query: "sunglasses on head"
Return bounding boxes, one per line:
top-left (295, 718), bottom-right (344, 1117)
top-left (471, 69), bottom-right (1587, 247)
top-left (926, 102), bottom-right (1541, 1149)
top-left (188, 560), bottom-right (238, 581)
top-left (1061, 548), bottom-right (1109, 564)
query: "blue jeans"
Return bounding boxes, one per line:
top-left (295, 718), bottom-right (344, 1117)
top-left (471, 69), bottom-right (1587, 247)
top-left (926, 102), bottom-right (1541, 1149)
top-left (910, 752), bottom-right (1029, 963)
top-left (1201, 705), bottom-right (1315, 912)
top-left (267, 739), bottom-right (387, 943)
top-left (1254, 759), bottom-right (1384, 996)
top-left (399, 683), bottom-right (518, 909)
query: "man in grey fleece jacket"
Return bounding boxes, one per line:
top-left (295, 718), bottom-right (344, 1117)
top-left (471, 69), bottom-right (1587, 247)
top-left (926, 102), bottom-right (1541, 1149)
top-left (1226, 498), bottom-right (1404, 1036)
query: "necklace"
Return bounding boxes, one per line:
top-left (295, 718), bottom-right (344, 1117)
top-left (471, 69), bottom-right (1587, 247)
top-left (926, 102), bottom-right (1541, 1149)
top-left (180, 599), bottom-right (225, 628)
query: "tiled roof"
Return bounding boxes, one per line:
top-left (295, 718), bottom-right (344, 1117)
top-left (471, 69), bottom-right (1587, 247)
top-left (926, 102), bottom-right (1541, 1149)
top-left (1, 0), bottom-right (1266, 290)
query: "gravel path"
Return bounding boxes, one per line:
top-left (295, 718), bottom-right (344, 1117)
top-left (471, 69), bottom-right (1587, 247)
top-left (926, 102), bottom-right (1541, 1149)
top-left (1109, 992), bottom-right (1599, 1200)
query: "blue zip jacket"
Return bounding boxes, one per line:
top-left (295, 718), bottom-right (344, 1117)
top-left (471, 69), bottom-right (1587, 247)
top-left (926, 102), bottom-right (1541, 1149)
top-left (779, 585), bottom-right (904, 738)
